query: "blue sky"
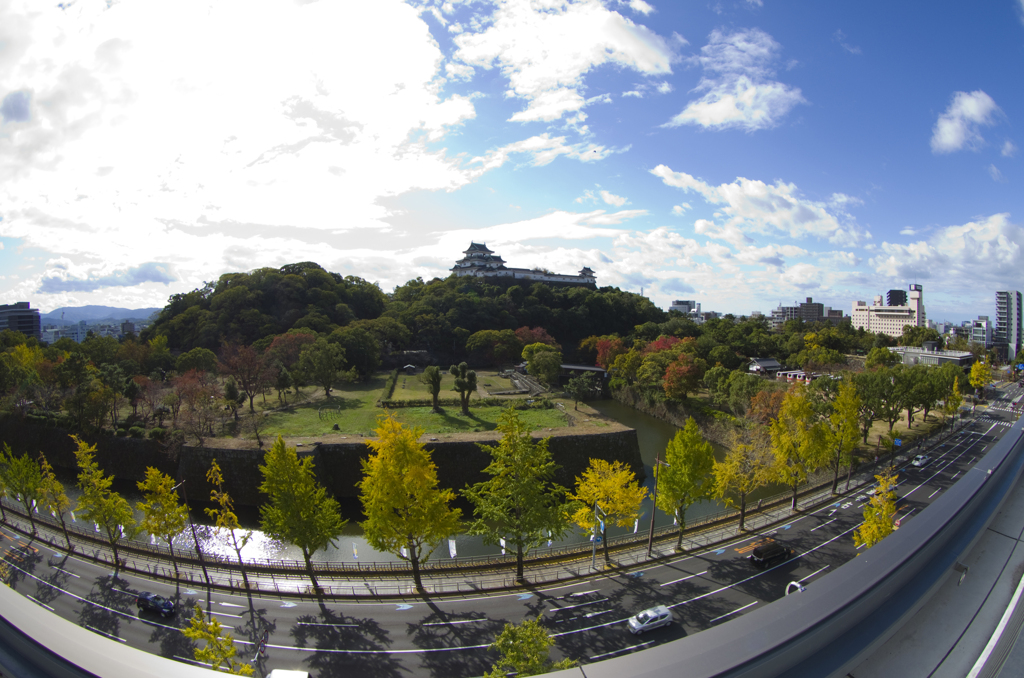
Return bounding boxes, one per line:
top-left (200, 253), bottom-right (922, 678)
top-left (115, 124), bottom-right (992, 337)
top-left (0, 0), bottom-right (1022, 323)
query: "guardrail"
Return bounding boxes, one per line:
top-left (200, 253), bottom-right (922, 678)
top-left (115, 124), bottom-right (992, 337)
top-left (554, 412), bottom-right (1024, 677)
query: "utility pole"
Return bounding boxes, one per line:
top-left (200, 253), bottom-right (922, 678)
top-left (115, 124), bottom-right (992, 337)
top-left (175, 479), bottom-right (211, 589)
top-left (646, 452), bottom-right (669, 559)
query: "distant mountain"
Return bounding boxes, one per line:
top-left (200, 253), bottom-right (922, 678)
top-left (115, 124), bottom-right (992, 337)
top-left (40, 305), bottom-right (162, 325)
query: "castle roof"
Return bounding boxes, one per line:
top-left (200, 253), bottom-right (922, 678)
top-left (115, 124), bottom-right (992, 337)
top-left (464, 242), bottom-right (493, 254)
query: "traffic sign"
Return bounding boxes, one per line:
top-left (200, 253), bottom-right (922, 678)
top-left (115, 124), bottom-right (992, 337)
top-left (894, 439), bottom-right (902, 447)
top-left (258, 629), bottom-right (268, 657)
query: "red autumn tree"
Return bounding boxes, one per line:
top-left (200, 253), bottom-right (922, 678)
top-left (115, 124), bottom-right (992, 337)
top-left (663, 354), bottom-right (703, 400)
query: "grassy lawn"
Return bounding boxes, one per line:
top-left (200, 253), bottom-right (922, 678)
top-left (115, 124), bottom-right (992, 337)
top-left (257, 372), bottom-right (567, 438)
top-left (388, 369), bottom-right (514, 401)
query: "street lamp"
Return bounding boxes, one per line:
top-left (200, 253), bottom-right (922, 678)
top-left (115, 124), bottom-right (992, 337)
top-left (590, 500), bottom-right (608, 572)
top-left (646, 454), bottom-right (670, 559)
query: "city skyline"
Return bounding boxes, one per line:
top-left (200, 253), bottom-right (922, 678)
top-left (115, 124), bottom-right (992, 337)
top-left (0, 0), bottom-right (1022, 322)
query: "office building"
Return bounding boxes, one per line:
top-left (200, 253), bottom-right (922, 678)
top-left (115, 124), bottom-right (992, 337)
top-left (995, 290), bottom-right (1022, 361)
top-left (887, 289), bottom-right (908, 307)
top-left (0, 302), bottom-right (41, 341)
top-left (670, 300), bottom-right (700, 315)
top-left (851, 284), bottom-right (926, 338)
top-left (770, 298), bottom-right (845, 331)
top-left (971, 316), bottom-right (993, 348)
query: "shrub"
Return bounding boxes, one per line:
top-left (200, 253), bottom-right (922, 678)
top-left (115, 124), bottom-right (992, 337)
top-left (128, 426), bottom-right (146, 438)
top-left (115, 428), bottom-right (128, 437)
top-left (148, 427), bottom-right (167, 441)
top-left (381, 368), bottom-right (401, 400)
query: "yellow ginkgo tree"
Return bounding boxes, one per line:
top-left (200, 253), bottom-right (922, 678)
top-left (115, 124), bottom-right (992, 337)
top-left (854, 469), bottom-right (898, 550)
top-left (570, 459), bottom-right (647, 567)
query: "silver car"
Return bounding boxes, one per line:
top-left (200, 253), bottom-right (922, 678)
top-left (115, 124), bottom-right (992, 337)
top-left (627, 605), bottom-right (672, 635)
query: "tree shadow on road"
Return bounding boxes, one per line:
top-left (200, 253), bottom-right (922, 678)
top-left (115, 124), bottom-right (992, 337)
top-left (409, 601), bottom-right (504, 678)
top-left (291, 607), bottom-right (401, 678)
top-left (76, 573), bottom-right (137, 642)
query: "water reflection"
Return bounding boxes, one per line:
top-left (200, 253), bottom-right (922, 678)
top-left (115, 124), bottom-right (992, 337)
top-left (50, 400), bottom-right (776, 566)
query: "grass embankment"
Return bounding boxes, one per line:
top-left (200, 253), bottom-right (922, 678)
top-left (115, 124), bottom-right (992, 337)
top-left (257, 370), bottom-right (570, 440)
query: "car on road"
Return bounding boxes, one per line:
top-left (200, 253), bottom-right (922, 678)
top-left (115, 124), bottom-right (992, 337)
top-left (136, 592), bottom-right (175, 617)
top-left (627, 605), bottom-right (672, 635)
top-left (912, 455), bottom-right (930, 467)
top-left (750, 541), bottom-right (794, 570)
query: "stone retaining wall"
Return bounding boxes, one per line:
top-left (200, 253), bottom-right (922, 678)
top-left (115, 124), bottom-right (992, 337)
top-left (0, 417), bottom-right (642, 507)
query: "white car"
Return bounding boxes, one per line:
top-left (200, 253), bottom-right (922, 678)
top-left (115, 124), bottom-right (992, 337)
top-left (912, 455), bottom-right (930, 467)
top-left (628, 605), bottom-right (672, 635)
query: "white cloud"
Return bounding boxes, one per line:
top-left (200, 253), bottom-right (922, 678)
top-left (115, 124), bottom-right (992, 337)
top-left (870, 213), bottom-right (1024, 286)
top-left (989, 164), bottom-right (1005, 182)
top-left (625, 0), bottom-right (655, 15)
top-left (1003, 140), bottom-right (1017, 157)
top-left (452, 0), bottom-right (675, 123)
top-left (623, 90), bottom-right (643, 98)
top-left (600, 190), bottom-right (628, 206)
top-left (665, 28), bottom-right (805, 131)
top-left (782, 263), bottom-right (822, 289)
top-left (471, 133), bottom-right (617, 170)
top-left (671, 203), bottom-right (692, 215)
top-left (746, 0), bottom-right (764, 7)
top-left (833, 30), bottom-right (861, 55)
top-left (656, 81), bottom-right (673, 94)
top-left (900, 227), bottom-right (921, 236)
top-left (930, 90), bottom-right (1001, 154)
top-left (651, 164), bottom-right (864, 245)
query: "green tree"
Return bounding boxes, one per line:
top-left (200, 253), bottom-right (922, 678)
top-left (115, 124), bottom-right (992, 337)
top-left (945, 374), bottom-right (964, 427)
top-left (854, 469), bottom-right (897, 550)
top-left (1, 444), bottom-right (43, 534)
top-left (274, 365), bottom-right (293, 404)
top-left (484, 619), bottom-right (577, 678)
top-left (970, 360), bottom-right (993, 398)
top-left (38, 452), bottom-right (73, 551)
top-left (299, 337), bottom-right (348, 398)
top-left (176, 347), bottom-right (219, 375)
top-left (570, 459), bottom-right (648, 567)
top-left (219, 343), bottom-right (271, 413)
top-left (72, 435), bottom-right (137, 570)
top-left (522, 343), bottom-right (562, 385)
top-left (136, 468), bottom-right (189, 578)
top-left (258, 436), bottom-right (347, 595)
top-left (657, 418), bottom-right (715, 550)
top-left (865, 347), bottom-right (900, 370)
top-left (464, 408), bottom-right (569, 581)
top-left (822, 382), bottom-right (862, 494)
top-left (419, 365), bottom-right (442, 413)
top-left (359, 413), bottom-right (462, 592)
top-left (206, 460), bottom-right (252, 591)
top-left (770, 388), bottom-right (827, 510)
top-left (713, 428), bottom-right (774, 531)
top-left (182, 604), bottom-right (254, 676)
top-left (564, 371), bottom-right (600, 410)
top-left (449, 362), bottom-right (477, 416)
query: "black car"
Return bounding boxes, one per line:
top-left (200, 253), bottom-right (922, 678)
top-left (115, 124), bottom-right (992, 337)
top-left (749, 541), bottom-right (794, 570)
top-left (136, 592), bottom-right (175, 617)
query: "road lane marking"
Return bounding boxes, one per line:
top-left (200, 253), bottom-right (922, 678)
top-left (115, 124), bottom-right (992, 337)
top-left (710, 600), bottom-right (758, 623)
top-left (27, 595), bottom-right (54, 611)
top-left (928, 488), bottom-right (942, 499)
top-left (811, 518), bottom-right (838, 532)
top-left (51, 565), bottom-right (80, 578)
top-left (209, 610), bottom-right (243, 619)
top-left (548, 598), bottom-right (609, 612)
top-left (84, 625), bottom-right (126, 643)
top-left (421, 619), bottom-right (487, 627)
top-left (297, 621), bottom-right (358, 628)
top-left (660, 570), bottom-right (708, 587)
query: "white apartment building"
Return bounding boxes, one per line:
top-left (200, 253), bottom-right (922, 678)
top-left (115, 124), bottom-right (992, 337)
top-left (851, 284), bottom-right (926, 338)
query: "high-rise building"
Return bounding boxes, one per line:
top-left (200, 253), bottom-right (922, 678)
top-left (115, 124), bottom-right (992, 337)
top-left (851, 284), bottom-right (926, 338)
top-left (770, 297), bottom-right (845, 331)
top-left (995, 290), bottom-right (1022, 361)
top-left (887, 289), bottom-right (908, 306)
top-left (971, 316), bottom-right (993, 348)
top-left (0, 302), bottom-right (41, 340)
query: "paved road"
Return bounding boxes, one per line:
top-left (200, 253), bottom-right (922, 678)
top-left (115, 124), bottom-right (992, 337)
top-left (1, 406), bottom-right (1017, 677)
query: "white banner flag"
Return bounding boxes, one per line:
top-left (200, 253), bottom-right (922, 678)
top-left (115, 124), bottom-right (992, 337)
top-left (499, 538), bottom-right (506, 555)
top-left (634, 518), bottom-right (640, 533)
top-left (448, 538), bottom-right (457, 559)
top-left (400, 546), bottom-right (408, 559)
top-left (352, 542), bottom-right (358, 560)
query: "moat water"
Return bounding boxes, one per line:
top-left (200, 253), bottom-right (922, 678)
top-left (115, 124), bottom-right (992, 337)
top-left (48, 399), bottom-right (781, 566)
